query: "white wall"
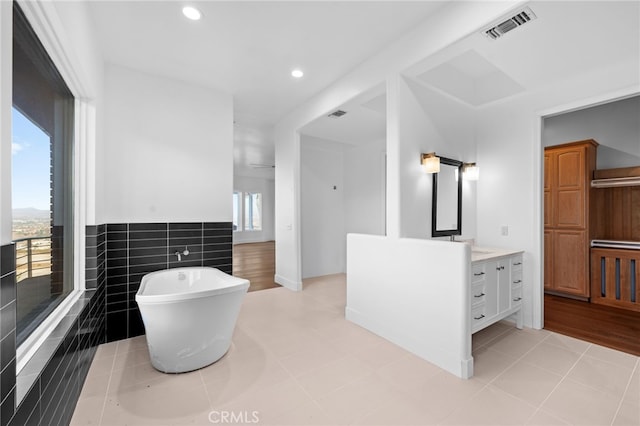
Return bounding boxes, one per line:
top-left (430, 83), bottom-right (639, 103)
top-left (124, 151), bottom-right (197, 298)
top-left (346, 234), bottom-right (472, 378)
top-left (100, 64), bottom-right (233, 224)
top-left (300, 135), bottom-right (386, 279)
top-left (274, 2), bottom-right (519, 288)
top-left (300, 136), bottom-right (346, 278)
top-left (476, 59), bottom-right (640, 328)
top-left (543, 95), bottom-right (640, 168)
top-left (397, 76), bottom-right (477, 240)
top-left (233, 175), bottom-right (275, 244)
top-left (343, 138), bottom-right (386, 236)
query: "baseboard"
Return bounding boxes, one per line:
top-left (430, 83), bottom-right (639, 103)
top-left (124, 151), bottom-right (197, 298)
top-left (274, 274), bottom-right (302, 291)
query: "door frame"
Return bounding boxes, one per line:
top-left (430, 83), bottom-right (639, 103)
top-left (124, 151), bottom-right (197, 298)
top-left (532, 85), bottom-right (640, 330)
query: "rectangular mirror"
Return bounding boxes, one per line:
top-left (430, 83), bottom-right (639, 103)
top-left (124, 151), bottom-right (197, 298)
top-left (432, 156), bottom-right (463, 237)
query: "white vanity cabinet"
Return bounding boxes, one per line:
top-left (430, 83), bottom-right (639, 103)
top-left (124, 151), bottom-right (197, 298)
top-left (471, 251), bottom-right (524, 334)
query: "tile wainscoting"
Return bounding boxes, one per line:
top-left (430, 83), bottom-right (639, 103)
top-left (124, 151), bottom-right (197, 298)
top-left (0, 243), bottom-right (16, 426)
top-left (0, 237), bottom-right (106, 426)
top-left (0, 221), bottom-right (231, 425)
top-left (104, 222), bottom-right (233, 342)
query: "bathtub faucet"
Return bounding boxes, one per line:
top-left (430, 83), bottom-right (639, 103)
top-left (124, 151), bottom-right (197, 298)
top-left (174, 246), bottom-right (190, 262)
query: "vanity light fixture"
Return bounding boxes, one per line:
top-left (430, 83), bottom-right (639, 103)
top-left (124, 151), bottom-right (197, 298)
top-left (463, 162), bottom-right (479, 181)
top-left (421, 152), bottom-right (440, 173)
top-left (182, 6), bottom-right (202, 21)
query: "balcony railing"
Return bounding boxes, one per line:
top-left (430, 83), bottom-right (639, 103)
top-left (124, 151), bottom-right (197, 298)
top-left (14, 236), bottom-right (52, 283)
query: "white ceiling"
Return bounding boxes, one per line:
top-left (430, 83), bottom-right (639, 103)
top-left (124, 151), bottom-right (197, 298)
top-left (87, 1), bottom-right (447, 178)
top-left (303, 1), bottom-right (639, 153)
top-left (301, 83), bottom-right (386, 146)
top-left (87, 1), bottom-right (640, 178)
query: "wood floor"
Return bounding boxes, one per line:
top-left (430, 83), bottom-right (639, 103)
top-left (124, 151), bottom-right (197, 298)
top-left (544, 294), bottom-right (640, 356)
top-left (233, 241), bottom-right (280, 292)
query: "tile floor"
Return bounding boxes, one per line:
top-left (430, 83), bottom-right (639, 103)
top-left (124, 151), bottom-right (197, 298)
top-left (72, 274), bottom-right (640, 425)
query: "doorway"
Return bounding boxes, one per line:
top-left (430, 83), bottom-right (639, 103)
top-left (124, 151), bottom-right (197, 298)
top-left (233, 241), bottom-right (278, 292)
top-left (541, 94), bottom-right (640, 355)
top-left (299, 85), bottom-right (387, 281)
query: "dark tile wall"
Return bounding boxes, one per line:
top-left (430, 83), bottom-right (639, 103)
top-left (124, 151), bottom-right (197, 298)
top-left (105, 222), bottom-right (232, 342)
top-left (85, 225), bottom-right (106, 291)
top-left (0, 221), bottom-right (230, 424)
top-left (8, 290), bottom-right (104, 426)
top-left (0, 230), bottom-right (106, 426)
top-left (0, 243), bottom-right (16, 426)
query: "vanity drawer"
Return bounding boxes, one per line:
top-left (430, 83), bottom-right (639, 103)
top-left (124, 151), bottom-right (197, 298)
top-left (512, 270), bottom-right (523, 287)
top-left (512, 285), bottom-right (523, 305)
top-left (471, 304), bottom-right (488, 327)
top-left (471, 282), bottom-right (486, 305)
top-left (472, 263), bottom-right (487, 283)
top-left (511, 255), bottom-right (523, 272)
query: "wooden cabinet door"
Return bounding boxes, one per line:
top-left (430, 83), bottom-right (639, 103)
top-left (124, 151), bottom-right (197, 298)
top-left (552, 229), bottom-right (588, 296)
top-left (544, 153), bottom-right (553, 227)
top-left (544, 230), bottom-right (553, 290)
top-left (555, 149), bottom-right (585, 228)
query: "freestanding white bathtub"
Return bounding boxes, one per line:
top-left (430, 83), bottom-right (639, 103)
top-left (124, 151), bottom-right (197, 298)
top-left (135, 267), bottom-right (249, 373)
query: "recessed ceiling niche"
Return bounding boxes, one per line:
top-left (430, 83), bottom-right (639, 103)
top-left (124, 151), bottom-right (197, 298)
top-left (416, 49), bottom-right (524, 107)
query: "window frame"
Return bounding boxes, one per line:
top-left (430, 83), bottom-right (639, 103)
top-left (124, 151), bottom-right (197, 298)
top-left (11, 0), bottom-right (92, 374)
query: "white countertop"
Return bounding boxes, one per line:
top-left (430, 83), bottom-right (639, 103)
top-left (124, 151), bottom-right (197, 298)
top-left (471, 246), bottom-right (524, 262)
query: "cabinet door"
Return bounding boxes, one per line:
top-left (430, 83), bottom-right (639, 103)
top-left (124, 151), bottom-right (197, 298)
top-left (555, 149), bottom-right (585, 228)
top-left (544, 230), bottom-right (554, 290)
top-left (483, 261), bottom-right (499, 319)
top-left (544, 153), bottom-right (553, 227)
top-left (497, 260), bottom-right (510, 312)
top-left (553, 229), bottom-right (589, 296)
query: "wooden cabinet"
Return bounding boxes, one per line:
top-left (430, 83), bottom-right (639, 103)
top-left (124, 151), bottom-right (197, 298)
top-left (471, 253), bottom-right (524, 333)
top-left (544, 140), bottom-right (597, 298)
top-left (590, 247), bottom-right (640, 312)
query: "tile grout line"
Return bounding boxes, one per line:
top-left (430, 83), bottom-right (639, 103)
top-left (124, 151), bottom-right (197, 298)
top-left (610, 357), bottom-right (640, 426)
top-left (197, 369), bottom-right (215, 414)
top-left (481, 331), bottom-right (562, 425)
top-left (482, 330), bottom-right (551, 387)
top-left (525, 339), bottom-right (593, 425)
top-left (508, 332), bottom-right (590, 379)
top-left (97, 342), bottom-right (121, 426)
top-left (472, 322), bottom-right (516, 351)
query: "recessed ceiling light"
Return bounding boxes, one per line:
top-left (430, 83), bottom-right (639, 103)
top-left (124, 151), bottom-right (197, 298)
top-left (291, 69), bottom-right (304, 78)
top-left (182, 6), bottom-right (202, 21)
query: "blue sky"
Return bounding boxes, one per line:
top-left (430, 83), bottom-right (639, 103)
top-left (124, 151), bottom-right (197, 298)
top-left (12, 107), bottom-right (51, 211)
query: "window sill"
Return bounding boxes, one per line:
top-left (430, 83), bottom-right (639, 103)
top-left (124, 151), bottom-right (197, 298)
top-left (16, 289), bottom-right (96, 405)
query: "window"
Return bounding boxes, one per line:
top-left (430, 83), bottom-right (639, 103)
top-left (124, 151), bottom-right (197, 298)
top-left (12, 3), bottom-right (75, 346)
top-left (233, 191), bottom-right (263, 232)
top-left (244, 192), bottom-right (262, 231)
top-left (232, 191), bottom-right (241, 231)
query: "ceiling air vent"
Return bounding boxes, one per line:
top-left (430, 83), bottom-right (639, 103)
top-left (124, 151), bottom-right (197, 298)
top-left (484, 7), bottom-right (537, 40)
top-left (327, 109), bottom-right (347, 119)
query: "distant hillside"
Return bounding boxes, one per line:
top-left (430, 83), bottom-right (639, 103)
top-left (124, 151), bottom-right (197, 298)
top-left (13, 208), bottom-right (50, 220)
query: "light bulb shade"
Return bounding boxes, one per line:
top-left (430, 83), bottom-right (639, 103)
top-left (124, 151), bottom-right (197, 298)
top-left (463, 163), bottom-right (479, 181)
top-left (421, 153), bottom-right (440, 173)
